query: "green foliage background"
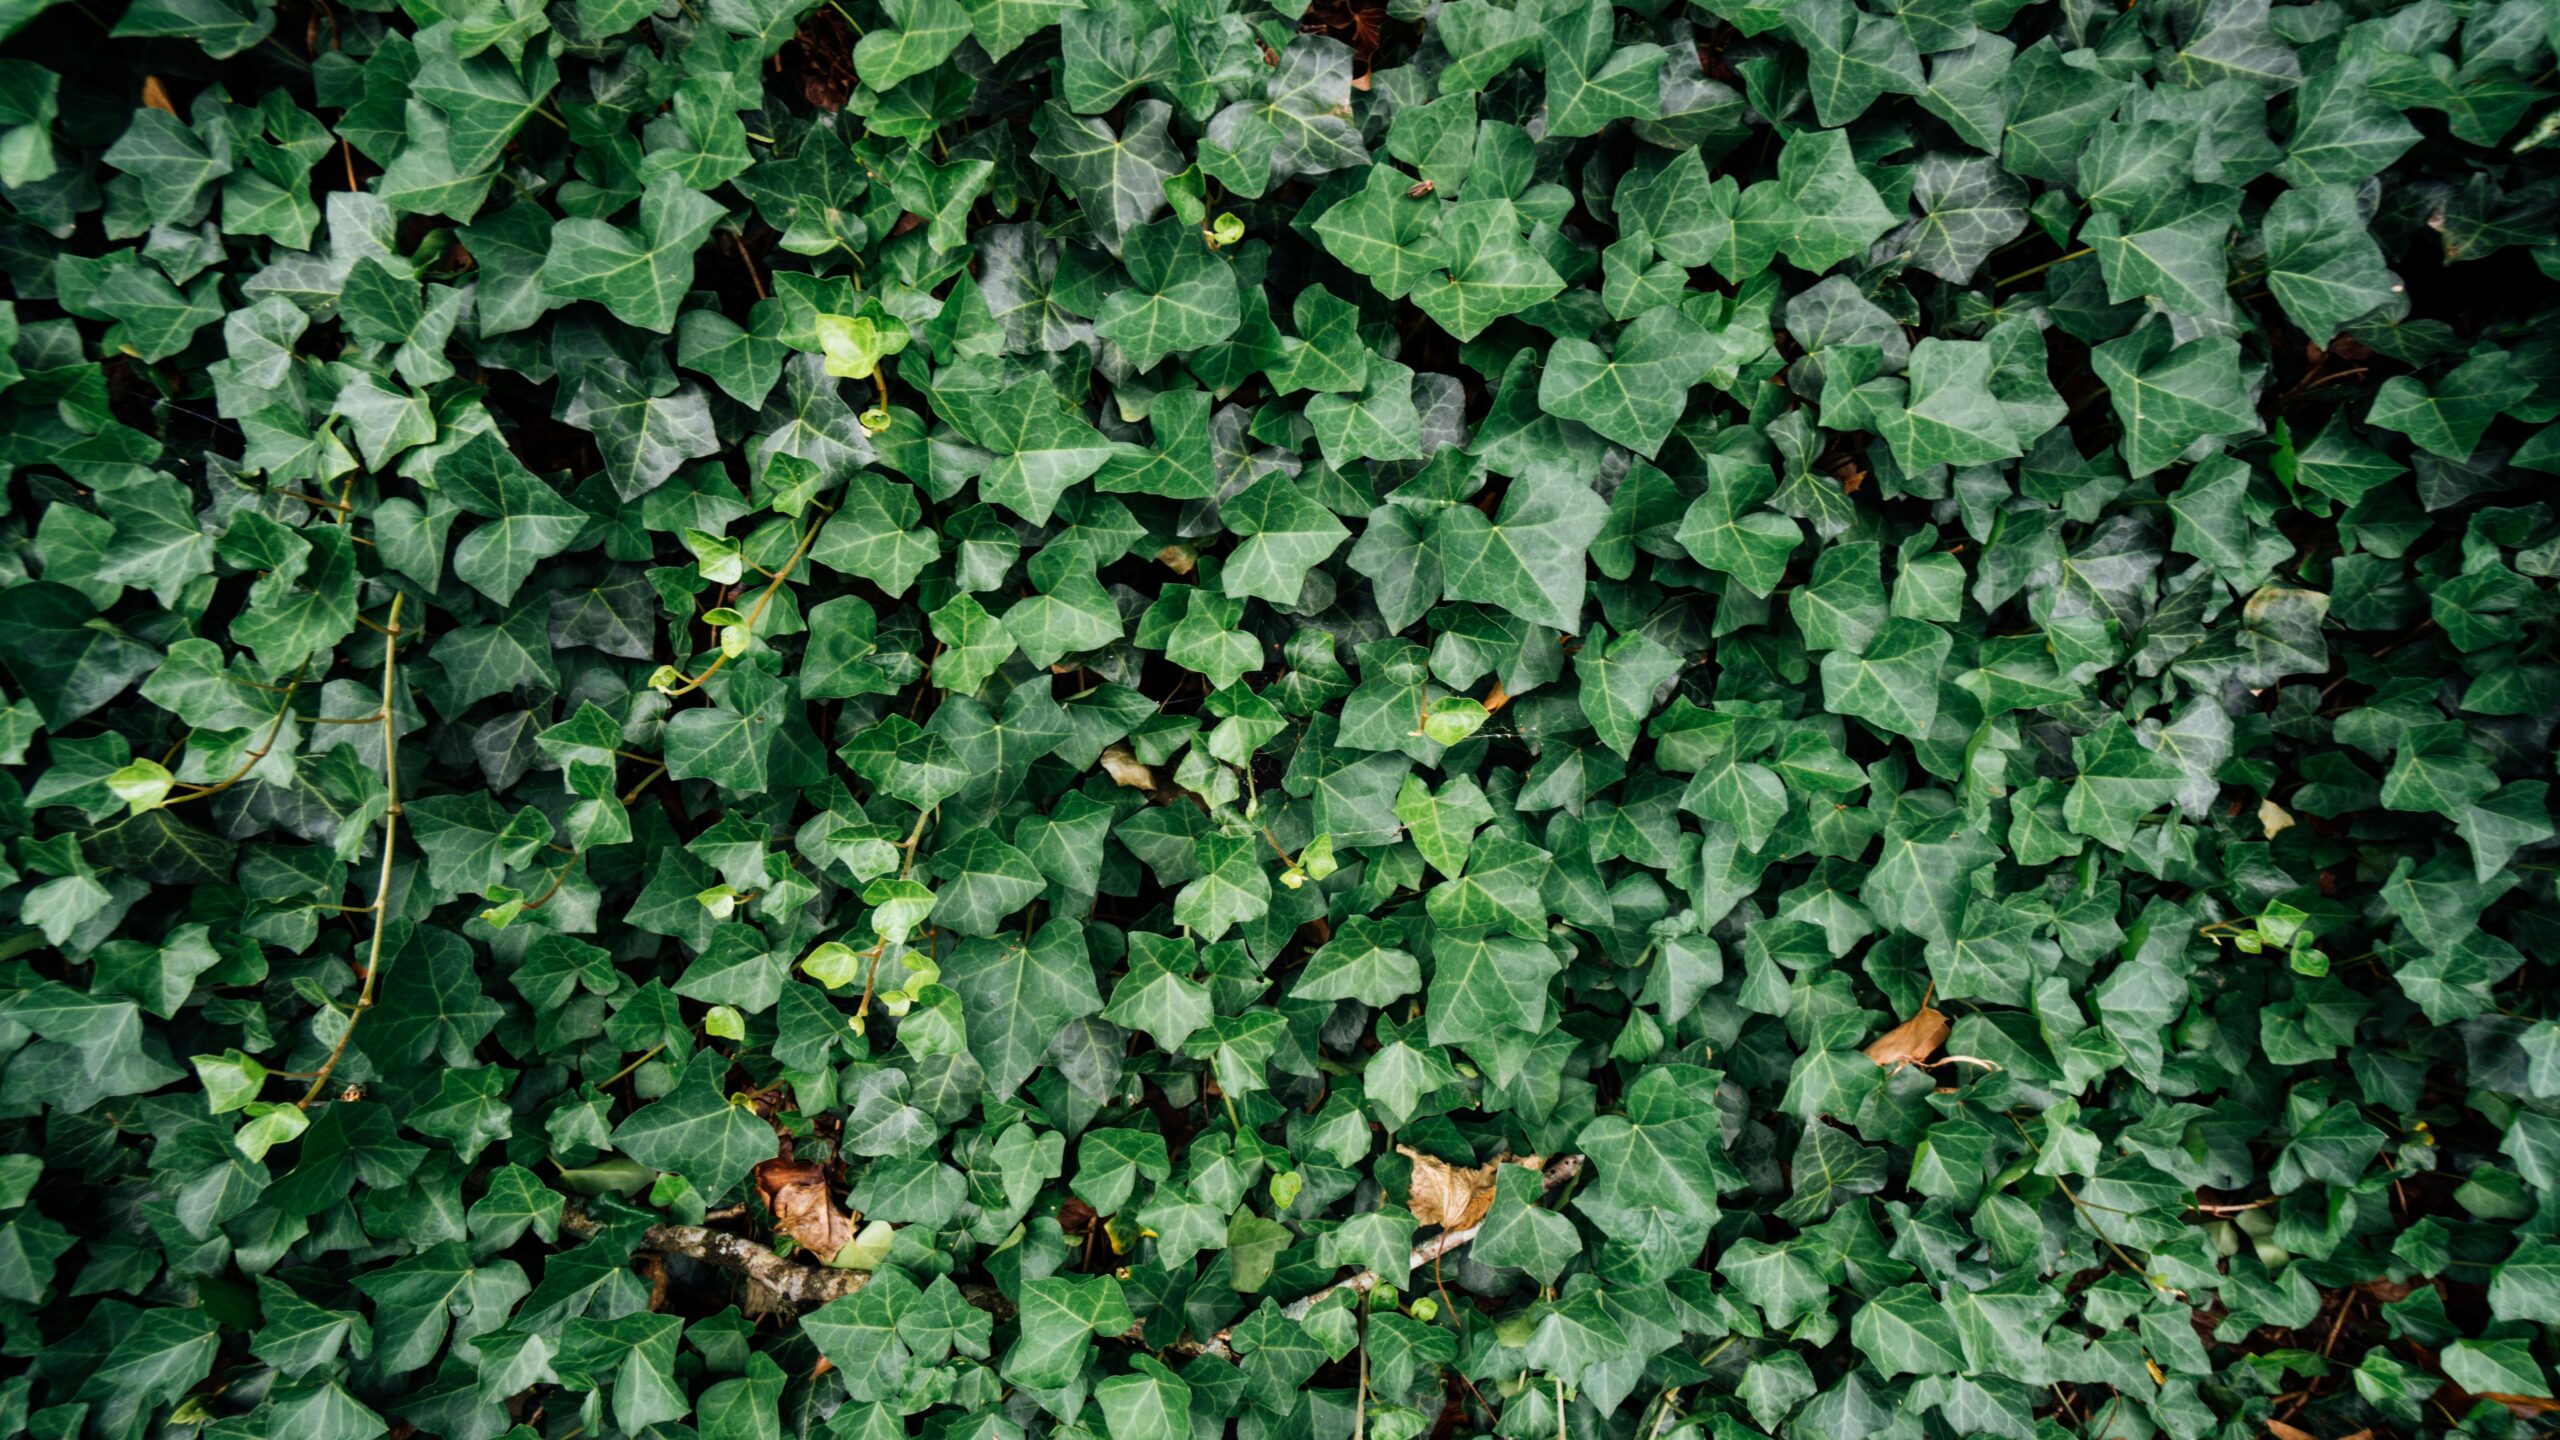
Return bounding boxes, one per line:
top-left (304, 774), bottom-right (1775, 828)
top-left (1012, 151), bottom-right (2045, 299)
top-left (1, 0), bottom-right (2559, 1434)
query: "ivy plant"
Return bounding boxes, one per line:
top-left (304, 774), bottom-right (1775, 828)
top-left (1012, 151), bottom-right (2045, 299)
top-left (0, 0), bottom-right (2558, 1437)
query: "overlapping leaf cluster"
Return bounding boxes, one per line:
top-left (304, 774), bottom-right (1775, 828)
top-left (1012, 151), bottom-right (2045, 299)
top-left (3, 0), bottom-right (2560, 1434)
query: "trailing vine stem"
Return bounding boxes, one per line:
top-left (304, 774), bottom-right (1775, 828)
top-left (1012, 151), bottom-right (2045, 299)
top-left (298, 592), bottom-right (407, 1110)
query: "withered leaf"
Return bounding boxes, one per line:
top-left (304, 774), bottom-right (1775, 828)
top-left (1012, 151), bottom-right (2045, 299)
top-left (1397, 1144), bottom-right (1541, 1231)
top-left (1101, 744), bottom-right (1157, 792)
top-left (755, 1157), bottom-right (855, 1263)
top-left (1863, 1006), bottom-right (1950, 1070)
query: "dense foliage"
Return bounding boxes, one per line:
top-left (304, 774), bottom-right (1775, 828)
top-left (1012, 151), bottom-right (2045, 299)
top-left (3, 0), bottom-right (2560, 1434)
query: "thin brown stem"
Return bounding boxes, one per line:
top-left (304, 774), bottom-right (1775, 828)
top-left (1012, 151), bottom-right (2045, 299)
top-left (163, 662), bottom-right (310, 806)
top-left (601, 1042), bottom-right (667, 1090)
top-left (657, 521), bottom-right (824, 697)
top-left (621, 763), bottom-right (668, 805)
top-left (519, 859), bottom-right (576, 913)
top-left (1996, 246), bottom-right (2092, 288)
top-left (729, 231), bottom-right (768, 300)
top-left (854, 807), bottom-right (939, 1020)
top-left (298, 594), bottom-right (406, 1109)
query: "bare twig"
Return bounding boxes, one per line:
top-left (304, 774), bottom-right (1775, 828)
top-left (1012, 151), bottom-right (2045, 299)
top-left (162, 662), bottom-right (310, 807)
top-left (567, 1212), bottom-right (880, 1311)
top-left (298, 595), bottom-right (405, 1109)
top-left (657, 521), bottom-right (823, 697)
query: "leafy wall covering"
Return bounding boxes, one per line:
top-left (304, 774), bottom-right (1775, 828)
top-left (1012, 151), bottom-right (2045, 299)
top-left (0, 0), bottom-right (2558, 1436)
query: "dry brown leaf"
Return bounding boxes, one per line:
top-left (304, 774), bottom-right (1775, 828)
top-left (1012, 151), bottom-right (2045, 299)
top-left (2259, 797), bottom-right (2296, 839)
top-left (1397, 1145), bottom-right (1541, 1231)
top-left (1101, 744), bottom-right (1156, 793)
top-left (1156, 543), bottom-right (1197, 575)
top-left (141, 77), bottom-right (177, 114)
top-left (2265, 1423), bottom-right (2319, 1440)
top-left (1863, 1006), bottom-right (1950, 1069)
top-left (754, 1158), bottom-right (853, 1263)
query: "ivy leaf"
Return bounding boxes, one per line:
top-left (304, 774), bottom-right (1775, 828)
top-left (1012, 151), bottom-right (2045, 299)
top-left (2366, 349), bottom-right (2531, 460)
top-left (1819, 617), bottom-right (1951, 739)
top-left (562, 370), bottom-right (722, 504)
top-left (1031, 100), bottom-right (1184, 256)
top-left (1470, 1161), bottom-right (1578, 1282)
top-left (1574, 1066), bottom-right (1736, 1257)
top-left (1851, 1284), bottom-right (1967, 1378)
top-left (1427, 929), bottom-right (1561, 1051)
top-left (1577, 625), bottom-right (1684, 761)
top-left (1173, 832), bottom-right (1271, 941)
top-left (1002, 1274), bottom-right (1132, 1388)
top-left (951, 381), bottom-right (1115, 526)
top-left (1889, 152), bottom-right (2028, 284)
top-left (1424, 832), bottom-right (1553, 940)
top-left (2260, 184), bottom-right (2398, 343)
top-left (1102, 931), bottom-right (1212, 1052)
top-left (853, 0), bottom-right (970, 91)
top-left (2064, 716), bottom-right (2188, 849)
top-left (1223, 471), bottom-right (1350, 606)
top-left (0, 582), bottom-right (162, 729)
top-left (1314, 164), bottom-right (1451, 301)
top-left (610, 1051), bottom-right (775, 1202)
top-left (1785, 0), bottom-right (1922, 128)
top-left (1292, 914), bottom-right (1423, 1006)
top-left (1095, 1356), bottom-right (1193, 1440)
top-left (1430, 470), bottom-right (1607, 633)
top-left (1096, 217), bottom-right (1241, 371)
top-left (940, 921), bottom-right (1103, 1094)
top-left (437, 431), bottom-right (588, 604)
top-left (2090, 326), bottom-right (2259, 477)
top-left (1411, 199), bottom-right (1566, 341)
top-left (540, 175), bottom-right (726, 333)
top-left (812, 479), bottom-right (941, 597)
top-left (1540, 307), bottom-right (1708, 457)
top-left (1774, 129), bottom-right (1896, 274)
top-left (1871, 337), bottom-right (2031, 470)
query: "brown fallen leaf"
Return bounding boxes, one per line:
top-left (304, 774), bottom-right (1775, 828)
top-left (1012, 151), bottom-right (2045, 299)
top-left (2259, 797), bottom-right (2297, 838)
top-left (1397, 1145), bottom-right (1541, 1232)
top-left (1156, 543), bottom-right (1197, 575)
top-left (754, 1157), bottom-right (854, 1263)
top-left (2265, 1423), bottom-right (2319, 1440)
top-left (141, 76), bottom-right (178, 114)
top-left (1864, 1006), bottom-right (1950, 1070)
top-left (1101, 744), bottom-right (1157, 793)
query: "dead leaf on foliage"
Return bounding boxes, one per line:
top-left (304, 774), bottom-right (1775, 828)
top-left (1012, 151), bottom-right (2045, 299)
top-left (2265, 1423), bottom-right (2318, 1440)
top-left (755, 1157), bottom-right (854, 1263)
top-left (1864, 1006), bottom-right (1950, 1070)
top-left (2260, 798), bottom-right (2296, 838)
top-left (1397, 1145), bottom-right (1541, 1231)
top-left (1101, 744), bottom-right (1157, 793)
